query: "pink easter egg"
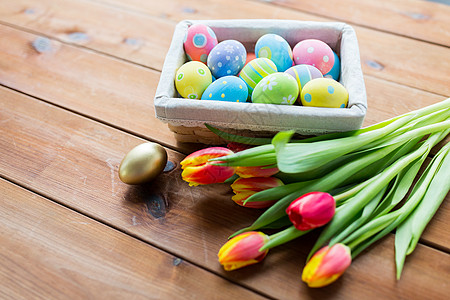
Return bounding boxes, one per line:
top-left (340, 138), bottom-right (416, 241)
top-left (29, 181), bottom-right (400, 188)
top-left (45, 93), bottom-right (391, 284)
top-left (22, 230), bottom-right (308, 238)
top-left (183, 24), bottom-right (218, 64)
top-left (293, 39), bottom-right (335, 75)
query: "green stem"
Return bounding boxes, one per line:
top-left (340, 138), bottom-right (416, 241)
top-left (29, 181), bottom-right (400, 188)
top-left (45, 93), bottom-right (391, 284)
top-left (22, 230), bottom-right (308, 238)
top-left (260, 226), bottom-right (311, 251)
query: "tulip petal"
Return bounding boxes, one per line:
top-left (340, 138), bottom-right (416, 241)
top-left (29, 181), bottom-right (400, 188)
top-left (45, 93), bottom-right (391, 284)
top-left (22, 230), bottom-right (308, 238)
top-left (180, 147), bottom-right (235, 186)
top-left (181, 147), bottom-right (234, 168)
top-left (286, 192), bottom-right (335, 231)
top-left (231, 177), bottom-right (284, 208)
top-left (302, 244), bottom-right (351, 288)
top-left (236, 166), bottom-right (279, 178)
top-left (218, 232), bottom-right (269, 271)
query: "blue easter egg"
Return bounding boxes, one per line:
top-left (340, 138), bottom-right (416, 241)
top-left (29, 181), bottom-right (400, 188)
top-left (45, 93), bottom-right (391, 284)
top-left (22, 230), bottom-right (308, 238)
top-left (207, 40), bottom-right (247, 78)
top-left (201, 76), bottom-right (248, 102)
top-left (324, 52), bottom-right (340, 80)
top-left (255, 34), bottom-right (293, 72)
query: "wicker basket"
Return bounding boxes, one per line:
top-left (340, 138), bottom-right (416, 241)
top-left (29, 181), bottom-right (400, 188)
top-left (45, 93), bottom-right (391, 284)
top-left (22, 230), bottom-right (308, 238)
top-left (154, 19), bottom-right (367, 144)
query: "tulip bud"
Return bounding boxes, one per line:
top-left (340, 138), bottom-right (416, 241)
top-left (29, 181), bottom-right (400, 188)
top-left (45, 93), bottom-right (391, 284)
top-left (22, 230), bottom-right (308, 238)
top-left (231, 177), bottom-right (284, 208)
top-left (180, 147), bottom-right (235, 186)
top-left (286, 192), bottom-right (335, 231)
top-left (235, 165), bottom-right (279, 178)
top-left (218, 231), bottom-right (269, 271)
top-left (302, 243), bottom-right (352, 288)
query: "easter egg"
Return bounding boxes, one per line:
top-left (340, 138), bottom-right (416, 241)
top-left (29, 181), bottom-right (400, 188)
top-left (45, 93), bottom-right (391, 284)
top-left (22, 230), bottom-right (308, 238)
top-left (183, 24), bottom-right (218, 63)
top-left (300, 78), bottom-right (348, 108)
top-left (255, 34), bottom-right (293, 72)
top-left (293, 39), bottom-right (335, 74)
top-left (175, 61), bottom-right (212, 99)
top-left (201, 76), bottom-right (248, 102)
top-left (119, 142), bottom-right (168, 185)
top-left (324, 52), bottom-right (340, 80)
top-left (244, 52), bottom-right (256, 65)
top-left (285, 64), bottom-right (323, 95)
top-left (252, 72), bottom-right (299, 105)
top-left (207, 40), bottom-right (247, 78)
top-left (239, 58), bottom-right (277, 94)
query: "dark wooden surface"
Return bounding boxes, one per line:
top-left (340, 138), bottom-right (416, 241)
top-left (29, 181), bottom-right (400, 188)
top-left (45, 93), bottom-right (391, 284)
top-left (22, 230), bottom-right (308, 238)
top-left (0, 0), bottom-right (449, 298)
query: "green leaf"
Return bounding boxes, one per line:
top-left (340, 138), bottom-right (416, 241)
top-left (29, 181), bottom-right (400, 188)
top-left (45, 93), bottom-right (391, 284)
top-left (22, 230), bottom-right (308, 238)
top-left (395, 141), bottom-right (450, 279)
top-left (274, 115), bottom-right (415, 173)
top-left (307, 142), bottom-right (429, 260)
top-left (330, 184), bottom-right (388, 245)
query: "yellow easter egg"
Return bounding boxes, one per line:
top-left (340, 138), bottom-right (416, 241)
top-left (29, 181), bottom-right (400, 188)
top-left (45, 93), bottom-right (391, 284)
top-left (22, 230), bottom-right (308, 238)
top-left (175, 61), bottom-right (212, 99)
top-left (300, 78), bottom-right (348, 108)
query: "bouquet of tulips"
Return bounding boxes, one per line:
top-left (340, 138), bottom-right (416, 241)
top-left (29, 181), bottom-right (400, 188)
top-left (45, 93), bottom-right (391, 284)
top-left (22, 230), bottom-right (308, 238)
top-left (180, 98), bottom-right (450, 288)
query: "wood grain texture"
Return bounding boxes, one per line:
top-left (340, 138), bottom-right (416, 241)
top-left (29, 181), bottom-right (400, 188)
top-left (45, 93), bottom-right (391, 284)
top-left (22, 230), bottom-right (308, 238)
top-left (0, 0), bottom-right (174, 69)
top-left (269, 0), bottom-right (450, 47)
top-left (0, 24), bottom-right (183, 151)
top-left (1, 86), bottom-right (449, 299)
top-left (0, 179), bottom-right (266, 300)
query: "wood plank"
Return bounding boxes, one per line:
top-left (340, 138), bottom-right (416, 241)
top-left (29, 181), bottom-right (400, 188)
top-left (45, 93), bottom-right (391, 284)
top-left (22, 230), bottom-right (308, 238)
top-left (0, 0), bottom-right (174, 69)
top-left (0, 22), bottom-right (447, 150)
top-left (1, 85), bottom-right (449, 299)
top-left (82, 0), bottom-right (450, 95)
top-left (0, 24), bottom-right (187, 153)
top-left (267, 0), bottom-right (450, 47)
top-left (0, 179), bottom-right (265, 299)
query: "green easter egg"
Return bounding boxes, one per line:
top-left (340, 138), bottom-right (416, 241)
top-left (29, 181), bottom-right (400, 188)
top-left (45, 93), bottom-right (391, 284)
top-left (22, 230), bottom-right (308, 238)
top-left (251, 72), bottom-right (299, 105)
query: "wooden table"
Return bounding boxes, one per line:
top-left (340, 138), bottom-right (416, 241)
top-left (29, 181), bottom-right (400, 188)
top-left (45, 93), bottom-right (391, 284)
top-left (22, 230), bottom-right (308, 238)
top-left (1, 0), bottom-right (449, 299)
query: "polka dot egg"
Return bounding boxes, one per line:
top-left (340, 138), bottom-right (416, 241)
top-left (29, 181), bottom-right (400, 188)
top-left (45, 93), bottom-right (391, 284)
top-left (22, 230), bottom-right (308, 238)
top-left (255, 34), bottom-right (293, 72)
top-left (300, 78), bottom-right (348, 108)
top-left (183, 24), bottom-right (218, 63)
top-left (207, 40), bottom-right (247, 78)
top-left (201, 76), bottom-right (248, 102)
top-left (252, 72), bottom-right (299, 105)
top-left (239, 58), bottom-right (277, 94)
top-left (175, 61), bottom-right (212, 99)
top-left (324, 52), bottom-right (340, 80)
top-left (293, 39), bottom-right (334, 75)
top-left (285, 64), bottom-right (322, 95)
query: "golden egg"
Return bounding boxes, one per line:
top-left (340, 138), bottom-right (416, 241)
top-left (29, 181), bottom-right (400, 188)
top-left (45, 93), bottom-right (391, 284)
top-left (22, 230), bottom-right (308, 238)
top-left (119, 142), bottom-right (168, 185)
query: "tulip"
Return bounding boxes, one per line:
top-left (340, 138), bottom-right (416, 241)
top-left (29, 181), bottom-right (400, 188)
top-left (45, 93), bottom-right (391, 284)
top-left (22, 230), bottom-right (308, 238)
top-left (181, 147), bottom-right (235, 186)
top-left (302, 243), bottom-right (352, 288)
top-left (218, 231), bottom-right (269, 271)
top-left (231, 177), bottom-right (284, 208)
top-left (235, 165), bottom-right (279, 178)
top-left (286, 192), bottom-right (335, 231)
top-left (227, 142), bottom-right (253, 153)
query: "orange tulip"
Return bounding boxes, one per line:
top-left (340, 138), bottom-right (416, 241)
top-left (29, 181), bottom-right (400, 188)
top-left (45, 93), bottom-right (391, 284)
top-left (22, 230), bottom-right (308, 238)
top-left (231, 177), bottom-right (284, 208)
top-left (218, 231), bottom-right (269, 271)
top-left (181, 147), bottom-right (235, 186)
top-left (302, 243), bottom-right (352, 288)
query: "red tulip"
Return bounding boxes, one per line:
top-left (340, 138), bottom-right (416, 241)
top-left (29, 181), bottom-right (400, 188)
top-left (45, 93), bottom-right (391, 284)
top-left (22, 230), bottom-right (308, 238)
top-left (286, 192), bottom-right (335, 231)
top-left (302, 243), bottom-right (352, 288)
top-left (181, 147), bottom-right (235, 186)
top-left (218, 231), bottom-right (269, 271)
top-left (231, 177), bottom-right (284, 208)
